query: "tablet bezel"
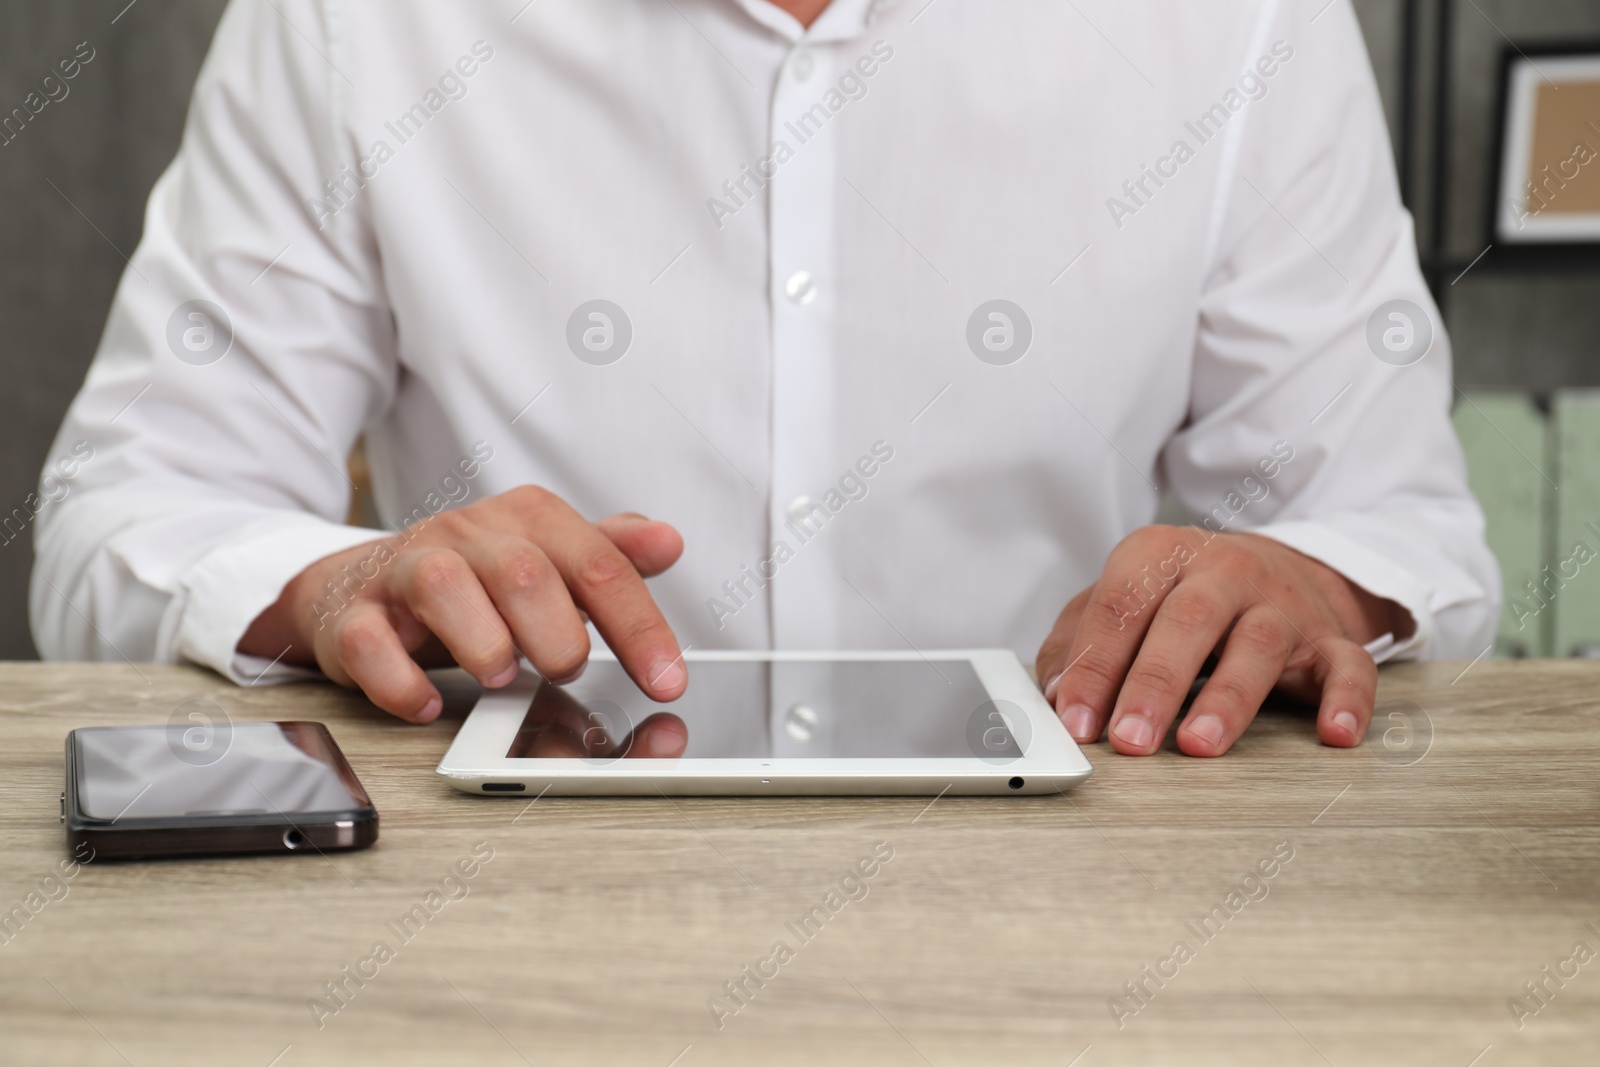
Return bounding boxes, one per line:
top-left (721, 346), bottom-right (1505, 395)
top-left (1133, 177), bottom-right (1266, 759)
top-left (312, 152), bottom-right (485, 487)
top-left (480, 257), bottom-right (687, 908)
top-left (434, 649), bottom-right (1093, 796)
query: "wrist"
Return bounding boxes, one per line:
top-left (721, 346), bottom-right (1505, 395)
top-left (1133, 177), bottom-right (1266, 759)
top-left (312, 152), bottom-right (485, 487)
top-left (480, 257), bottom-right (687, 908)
top-left (238, 542), bottom-right (373, 666)
top-left (238, 575), bottom-right (316, 665)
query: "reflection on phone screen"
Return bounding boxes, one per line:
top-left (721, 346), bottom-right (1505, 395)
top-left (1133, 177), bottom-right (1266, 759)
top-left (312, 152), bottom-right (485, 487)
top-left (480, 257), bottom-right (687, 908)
top-left (74, 723), bottom-right (367, 821)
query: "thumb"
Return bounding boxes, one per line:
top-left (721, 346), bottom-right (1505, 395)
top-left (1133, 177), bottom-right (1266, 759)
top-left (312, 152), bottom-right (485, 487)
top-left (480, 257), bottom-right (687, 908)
top-left (1035, 588), bottom-right (1091, 707)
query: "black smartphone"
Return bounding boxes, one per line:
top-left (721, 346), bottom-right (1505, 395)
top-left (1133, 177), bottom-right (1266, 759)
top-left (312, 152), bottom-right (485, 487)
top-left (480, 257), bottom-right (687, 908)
top-left (64, 720), bottom-right (378, 860)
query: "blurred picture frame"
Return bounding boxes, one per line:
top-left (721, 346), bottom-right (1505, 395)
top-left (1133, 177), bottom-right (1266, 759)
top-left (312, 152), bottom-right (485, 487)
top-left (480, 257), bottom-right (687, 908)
top-left (1491, 44), bottom-right (1600, 250)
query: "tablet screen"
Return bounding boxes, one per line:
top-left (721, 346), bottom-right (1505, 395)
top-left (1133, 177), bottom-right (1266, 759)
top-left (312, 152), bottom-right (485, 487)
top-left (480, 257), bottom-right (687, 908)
top-left (505, 658), bottom-right (1023, 760)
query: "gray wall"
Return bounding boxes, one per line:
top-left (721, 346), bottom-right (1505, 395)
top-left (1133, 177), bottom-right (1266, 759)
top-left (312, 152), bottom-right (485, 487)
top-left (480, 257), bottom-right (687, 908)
top-left (2, 0), bottom-right (1597, 659)
top-left (3, 0), bottom-right (242, 661)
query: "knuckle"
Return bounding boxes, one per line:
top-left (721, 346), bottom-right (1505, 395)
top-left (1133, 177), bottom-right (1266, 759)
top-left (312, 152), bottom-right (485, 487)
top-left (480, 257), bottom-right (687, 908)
top-left (334, 616), bottom-right (387, 666)
top-left (1068, 647), bottom-right (1124, 694)
top-left (1161, 592), bottom-right (1216, 635)
top-left (407, 550), bottom-right (467, 599)
top-left (1126, 524), bottom-right (1185, 560)
top-left (502, 484), bottom-right (556, 516)
top-left (1232, 617), bottom-right (1292, 660)
top-left (1328, 639), bottom-right (1377, 687)
top-left (1200, 674), bottom-right (1257, 713)
top-left (1286, 644), bottom-right (1324, 675)
top-left (1217, 541), bottom-right (1261, 579)
top-left (574, 548), bottom-right (637, 597)
top-left (430, 509), bottom-right (474, 539)
top-left (1091, 584), bottom-right (1140, 627)
top-left (609, 612), bottom-right (664, 653)
top-left (1127, 657), bottom-right (1186, 697)
top-left (494, 549), bottom-right (553, 597)
top-left (462, 622), bottom-right (515, 669)
top-left (1127, 524), bottom-right (1169, 549)
top-left (1034, 643), bottom-right (1067, 679)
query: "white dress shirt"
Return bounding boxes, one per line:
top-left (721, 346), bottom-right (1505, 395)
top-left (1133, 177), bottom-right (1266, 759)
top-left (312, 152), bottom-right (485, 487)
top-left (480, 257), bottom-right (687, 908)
top-left (32, 0), bottom-right (1499, 684)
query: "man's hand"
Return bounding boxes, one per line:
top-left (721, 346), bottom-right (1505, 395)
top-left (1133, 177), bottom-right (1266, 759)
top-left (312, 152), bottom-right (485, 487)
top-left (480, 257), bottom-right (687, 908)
top-left (239, 485), bottom-right (689, 747)
top-left (1035, 526), bottom-right (1409, 758)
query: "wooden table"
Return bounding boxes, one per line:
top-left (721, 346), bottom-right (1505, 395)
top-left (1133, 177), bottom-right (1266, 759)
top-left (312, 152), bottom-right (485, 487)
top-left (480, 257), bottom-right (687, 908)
top-left (0, 661), bottom-right (1596, 1066)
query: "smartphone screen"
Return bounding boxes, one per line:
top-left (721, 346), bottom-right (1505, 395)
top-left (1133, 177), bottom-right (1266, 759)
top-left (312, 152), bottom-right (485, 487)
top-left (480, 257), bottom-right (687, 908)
top-left (73, 722), bottom-right (370, 822)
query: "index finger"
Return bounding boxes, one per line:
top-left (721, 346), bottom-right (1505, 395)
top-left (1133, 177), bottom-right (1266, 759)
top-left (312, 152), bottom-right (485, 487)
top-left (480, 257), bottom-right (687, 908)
top-left (500, 494), bottom-right (686, 701)
top-left (1049, 526), bottom-right (1209, 742)
top-left (516, 689), bottom-right (688, 758)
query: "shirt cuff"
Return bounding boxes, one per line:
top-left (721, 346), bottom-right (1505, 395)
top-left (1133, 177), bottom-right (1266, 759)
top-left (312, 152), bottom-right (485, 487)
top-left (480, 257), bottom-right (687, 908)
top-left (170, 518), bottom-right (388, 685)
top-left (1245, 520), bottom-right (1441, 664)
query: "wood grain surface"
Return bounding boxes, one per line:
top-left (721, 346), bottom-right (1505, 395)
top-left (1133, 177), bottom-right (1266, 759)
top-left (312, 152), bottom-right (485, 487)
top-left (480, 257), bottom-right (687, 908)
top-left (0, 660), bottom-right (1596, 1066)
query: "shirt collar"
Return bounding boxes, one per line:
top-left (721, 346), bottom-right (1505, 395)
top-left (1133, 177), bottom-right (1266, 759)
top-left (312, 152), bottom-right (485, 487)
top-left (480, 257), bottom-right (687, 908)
top-left (725, 0), bottom-right (897, 44)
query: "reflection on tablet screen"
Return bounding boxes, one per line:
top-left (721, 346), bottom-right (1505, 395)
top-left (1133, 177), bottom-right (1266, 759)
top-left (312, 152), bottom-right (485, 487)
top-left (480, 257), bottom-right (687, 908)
top-left (505, 659), bottom-right (1017, 760)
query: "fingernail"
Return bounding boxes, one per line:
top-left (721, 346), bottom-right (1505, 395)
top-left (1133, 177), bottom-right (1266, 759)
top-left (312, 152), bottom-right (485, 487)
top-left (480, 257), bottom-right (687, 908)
top-left (1042, 671), bottom-right (1063, 702)
top-left (1185, 714), bottom-right (1226, 749)
top-left (414, 695), bottom-right (442, 723)
top-left (1111, 714), bottom-right (1155, 751)
top-left (647, 658), bottom-right (686, 693)
top-left (1060, 703), bottom-right (1097, 742)
top-left (1333, 709), bottom-right (1361, 741)
top-left (486, 664), bottom-right (518, 688)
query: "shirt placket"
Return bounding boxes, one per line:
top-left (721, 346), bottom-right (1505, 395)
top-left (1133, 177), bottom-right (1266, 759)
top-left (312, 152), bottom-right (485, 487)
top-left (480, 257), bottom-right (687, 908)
top-left (766, 36), bottom-right (840, 651)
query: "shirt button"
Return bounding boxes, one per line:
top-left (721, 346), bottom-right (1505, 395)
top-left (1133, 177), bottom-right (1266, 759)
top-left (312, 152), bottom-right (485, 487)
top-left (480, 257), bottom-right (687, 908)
top-left (784, 270), bottom-right (816, 305)
top-left (785, 495), bottom-right (816, 524)
top-left (791, 48), bottom-right (815, 82)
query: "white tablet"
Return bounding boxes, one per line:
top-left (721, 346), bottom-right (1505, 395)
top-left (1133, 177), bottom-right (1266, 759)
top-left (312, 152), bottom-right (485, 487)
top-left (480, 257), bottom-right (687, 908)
top-left (435, 649), bottom-right (1093, 796)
